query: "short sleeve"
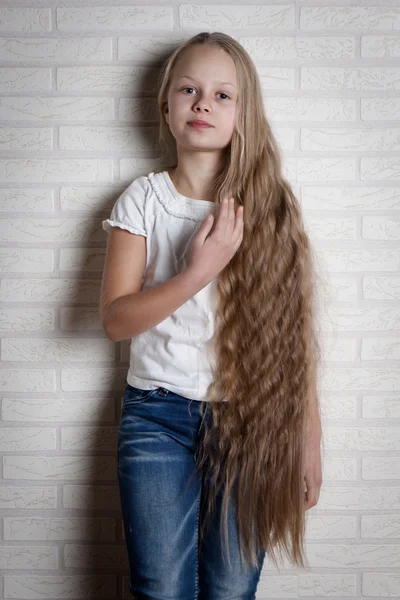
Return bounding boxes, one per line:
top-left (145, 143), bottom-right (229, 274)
top-left (102, 176), bottom-right (148, 237)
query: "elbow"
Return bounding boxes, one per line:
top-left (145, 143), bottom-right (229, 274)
top-left (100, 302), bottom-right (118, 341)
top-left (102, 317), bottom-right (134, 343)
top-left (102, 319), bottom-right (118, 342)
top-left (101, 309), bottom-right (119, 342)
top-left (100, 303), bottom-right (138, 342)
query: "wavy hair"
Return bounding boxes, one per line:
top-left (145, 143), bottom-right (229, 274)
top-left (152, 31), bottom-right (325, 571)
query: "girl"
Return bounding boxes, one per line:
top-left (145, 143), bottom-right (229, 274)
top-left (101, 31), bottom-right (323, 600)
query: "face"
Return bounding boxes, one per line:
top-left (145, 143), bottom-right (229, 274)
top-left (164, 45), bottom-right (238, 152)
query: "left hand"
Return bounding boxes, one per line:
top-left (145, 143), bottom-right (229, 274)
top-left (303, 434), bottom-right (322, 510)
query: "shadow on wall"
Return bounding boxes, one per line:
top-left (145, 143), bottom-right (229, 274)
top-left (63, 44), bottom-right (182, 597)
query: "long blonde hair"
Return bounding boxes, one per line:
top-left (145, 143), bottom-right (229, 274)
top-left (153, 31), bottom-right (324, 571)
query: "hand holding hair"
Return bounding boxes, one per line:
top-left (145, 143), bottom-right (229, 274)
top-left (186, 196), bottom-right (244, 282)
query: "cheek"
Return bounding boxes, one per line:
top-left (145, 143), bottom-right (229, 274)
top-left (170, 99), bottom-right (188, 114)
top-left (226, 107), bottom-right (238, 124)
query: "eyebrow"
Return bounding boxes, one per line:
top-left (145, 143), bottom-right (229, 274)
top-left (178, 75), bottom-right (237, 89)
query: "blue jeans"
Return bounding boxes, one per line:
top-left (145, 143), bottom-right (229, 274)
top-left (118, 384), bottom-right (265, 600)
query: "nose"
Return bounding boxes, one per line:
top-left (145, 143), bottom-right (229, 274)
top-left (193, 95), bottom-right (210, 112)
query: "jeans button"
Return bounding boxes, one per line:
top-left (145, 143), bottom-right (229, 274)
top-left (158, 388), bottom-right (168, 396)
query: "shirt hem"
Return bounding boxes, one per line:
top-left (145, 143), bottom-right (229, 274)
top-left (102, 219), bottom-right (147, 237)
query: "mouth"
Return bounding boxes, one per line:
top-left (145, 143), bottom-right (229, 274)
top-left (187, 121), bottom-right (214, 128)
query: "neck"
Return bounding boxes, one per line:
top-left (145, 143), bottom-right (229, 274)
top-left (168, 162), bottom-right (220, 202)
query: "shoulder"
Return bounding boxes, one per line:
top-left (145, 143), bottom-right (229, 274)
top-left (123, 174), bottom-right (151, 201)
top-left (123, 169), bottom-right (184, 219)
top-left (145, 170), bottom-right (177, 216)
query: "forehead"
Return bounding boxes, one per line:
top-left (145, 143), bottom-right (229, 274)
top-left (172, 46), bottom-right (237, 86)
top-left (178, 75), bottom-right (237, 89)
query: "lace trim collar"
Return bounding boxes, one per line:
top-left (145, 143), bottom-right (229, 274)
top-left (147, 170), bottom-right (217, 222)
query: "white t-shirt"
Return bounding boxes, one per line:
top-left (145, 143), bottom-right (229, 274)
top-left (102, 169), bottom-right (220, 401)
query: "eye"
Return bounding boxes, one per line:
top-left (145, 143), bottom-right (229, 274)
top-left (181, 87), bottom-right (230, 100)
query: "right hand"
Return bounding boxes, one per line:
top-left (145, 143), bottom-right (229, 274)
top-left (187, 196), bottom-right (244, 282)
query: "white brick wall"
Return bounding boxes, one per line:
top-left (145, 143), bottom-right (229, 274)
top-left (0, 1), bottom-right (399, 599)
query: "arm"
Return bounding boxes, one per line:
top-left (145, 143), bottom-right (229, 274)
top-left (103, 269), bottom-right (212, 342)
top-left (303, 376), bottom-right (322, 510)
top-left (307, 380), bottom-right (322, 440)
top-left (304, 352), bottom-right (322, 440)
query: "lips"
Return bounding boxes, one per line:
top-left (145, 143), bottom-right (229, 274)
top-left (188, 120), bottom-right (213, 127)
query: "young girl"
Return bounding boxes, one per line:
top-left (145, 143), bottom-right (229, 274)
top-left (100, 31), bottom-right (323, 600)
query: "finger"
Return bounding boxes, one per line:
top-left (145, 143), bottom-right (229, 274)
top-left (236, 205), bottom-right (244, 229)
top-left (196, 213), bottom-right (214, 245)
top-left (304, 491), bottom-right (312, 511)
top-left (226, 197), bottom-right (234, 234)
top-left (216, 196), bottom-right (229, 233)
top-left (304, 486), bottom-right (319, 509)
top-left (233, 204), bottom-right (244, 239)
